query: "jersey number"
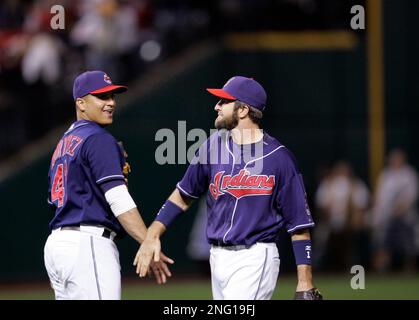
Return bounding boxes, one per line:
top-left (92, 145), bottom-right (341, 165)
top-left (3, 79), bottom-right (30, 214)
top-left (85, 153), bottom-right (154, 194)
top-left (51, 163), bottom-right (65, 207)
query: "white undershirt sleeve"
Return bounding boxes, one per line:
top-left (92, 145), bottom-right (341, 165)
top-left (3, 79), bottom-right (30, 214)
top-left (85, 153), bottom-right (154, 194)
top-left (104, 184), bottom-right (137, 217)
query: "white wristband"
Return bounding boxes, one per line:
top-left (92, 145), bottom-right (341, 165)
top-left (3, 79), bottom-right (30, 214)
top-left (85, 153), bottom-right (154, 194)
top-left (104, 185), bottom-right (137, 217)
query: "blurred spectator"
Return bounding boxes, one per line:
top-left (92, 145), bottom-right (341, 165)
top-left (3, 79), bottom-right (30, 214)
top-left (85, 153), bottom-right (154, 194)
top-left (314, 160), bottom-right (370, 272)
top-left (21, 0), bottom-right (65, 85)
top-left (371, 149), bottom-right (419, 273)
top-left (70, 0), bottom-right (141, 82)
top-left (21, 33), bottom-right (62, 84)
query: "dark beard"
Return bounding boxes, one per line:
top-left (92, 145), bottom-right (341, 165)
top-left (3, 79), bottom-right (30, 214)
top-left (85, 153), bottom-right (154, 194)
top-left (215, 109), bottom-right (239, 130)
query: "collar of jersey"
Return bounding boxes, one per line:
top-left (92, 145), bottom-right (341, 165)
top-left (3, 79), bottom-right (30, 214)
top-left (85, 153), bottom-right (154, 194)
top-left (229, 132), bottom-right (266, 147)
top-left (65, 119), bottom-right (98, 134)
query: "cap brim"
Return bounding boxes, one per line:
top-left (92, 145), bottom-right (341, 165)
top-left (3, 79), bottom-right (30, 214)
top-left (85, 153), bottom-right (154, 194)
top-left (206, 88), bottom-right (236, 100)
top-left (90, 85), bottom-right (128, 95)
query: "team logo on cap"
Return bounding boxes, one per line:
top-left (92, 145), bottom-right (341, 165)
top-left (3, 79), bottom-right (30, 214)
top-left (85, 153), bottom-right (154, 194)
top-left (103, 73), bottom-right (112, 84)
top-left (209, 169), bottom-right (275, 200)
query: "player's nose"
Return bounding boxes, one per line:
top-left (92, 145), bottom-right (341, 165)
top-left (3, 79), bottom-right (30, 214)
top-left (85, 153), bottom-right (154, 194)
top-left (107, 96), bottom-right (116, 107)
top-left (214, 103), bottom-right (221, 112)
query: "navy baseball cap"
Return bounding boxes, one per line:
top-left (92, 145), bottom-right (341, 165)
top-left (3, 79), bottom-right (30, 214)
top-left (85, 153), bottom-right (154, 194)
top-left (206, 76), bottom-right (267, 111)
top-left (73, 70), bottom-right (127, 100)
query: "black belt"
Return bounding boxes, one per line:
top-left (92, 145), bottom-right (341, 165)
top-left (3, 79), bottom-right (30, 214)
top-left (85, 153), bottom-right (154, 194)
top-left (61, 226), bottom-right (114, 240)
top-left (209, 240), bottom-right (252, 250)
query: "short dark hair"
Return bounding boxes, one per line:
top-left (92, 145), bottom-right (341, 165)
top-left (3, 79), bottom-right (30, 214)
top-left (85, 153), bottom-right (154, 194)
top-left (234, 101), bottom-right (263, 125)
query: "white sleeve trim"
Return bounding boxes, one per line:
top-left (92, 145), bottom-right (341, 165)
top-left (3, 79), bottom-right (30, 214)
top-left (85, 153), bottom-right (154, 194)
top-left (176, 183), bottom-right (199, 199)
top-left (287, 222), bottom-right (315, 233)
top-left (96, 175), bottom-right (125, 183)
top-left (104, 185), bottom-right (137, 217)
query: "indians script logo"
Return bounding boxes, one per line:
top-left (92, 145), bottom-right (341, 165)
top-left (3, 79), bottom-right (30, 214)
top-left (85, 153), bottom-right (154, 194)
top-left (104, 74), bottom-right (112, 84)
top-left (209, 169), bottom-right (275, 200)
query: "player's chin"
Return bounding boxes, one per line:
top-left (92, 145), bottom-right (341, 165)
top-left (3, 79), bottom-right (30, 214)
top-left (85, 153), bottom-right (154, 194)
top-left (99, 117), bottom-right (113, 126)
top-left (215, 118), bottom-right (237, 131)
top-left (214, 117), bottom-right (225, 129)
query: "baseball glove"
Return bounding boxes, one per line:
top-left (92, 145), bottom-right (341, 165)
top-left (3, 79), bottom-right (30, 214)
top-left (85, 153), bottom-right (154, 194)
top-left (118, 141), bottom-right (131, 185)
top-left (294, 287), bottom-right (323, 300)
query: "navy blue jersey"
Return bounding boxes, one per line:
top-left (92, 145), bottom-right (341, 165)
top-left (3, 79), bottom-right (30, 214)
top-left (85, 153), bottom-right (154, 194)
top-left (47, 120), bottom-right (126, 235)
top-left (177, 131), bottom-right (314, 246)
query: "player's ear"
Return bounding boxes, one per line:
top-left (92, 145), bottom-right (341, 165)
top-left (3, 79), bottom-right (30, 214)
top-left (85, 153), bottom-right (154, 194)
top-left (238, 105), bottom-right (250, 119)
top-left (76, 98), bottom-right (86, 112)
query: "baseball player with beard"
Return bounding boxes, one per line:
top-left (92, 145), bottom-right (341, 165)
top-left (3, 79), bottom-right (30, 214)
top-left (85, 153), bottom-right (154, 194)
top-left (44, 70), bottom-right (173, 300)
top-left (134, 76), bottom-right (322, 300)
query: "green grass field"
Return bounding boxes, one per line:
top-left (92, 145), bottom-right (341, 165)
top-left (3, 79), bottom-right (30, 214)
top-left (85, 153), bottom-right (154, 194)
top-left (0, 274), bottom-right (418, 300)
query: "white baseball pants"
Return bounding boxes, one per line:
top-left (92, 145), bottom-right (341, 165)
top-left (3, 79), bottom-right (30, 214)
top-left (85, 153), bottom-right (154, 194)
top-left (44, 226), bottom-right (121, 300)
top-left (210, 242), bottom-right (280, 300)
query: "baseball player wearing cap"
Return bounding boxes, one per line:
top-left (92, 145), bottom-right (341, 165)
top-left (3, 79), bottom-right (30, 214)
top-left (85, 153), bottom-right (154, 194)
top-left (43, 70), bottom-right (173, 300)
top-left (134, 76), bottom-right (322, 300)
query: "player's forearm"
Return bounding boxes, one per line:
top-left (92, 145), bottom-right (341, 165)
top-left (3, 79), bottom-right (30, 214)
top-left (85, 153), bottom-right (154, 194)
top-left (291, 228), bottom-right (311, 241)
top-left (291, 228), bottom-right (314, 290)
top-left (146, 221), bottom-right (167, 240)
top-left (117, 208), bottom-right (148, 243)
top-left (168, 189), bottom-right (193, 211)
top-left (104, 184), bottom-right (147, 243)
top-left (296, 265), bottom-right (314, 291)
top-left (152, 189), bottom-right (192, 231)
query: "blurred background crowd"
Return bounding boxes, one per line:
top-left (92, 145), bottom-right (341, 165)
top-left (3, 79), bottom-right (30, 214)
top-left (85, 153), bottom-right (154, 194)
top-left (0, 0), bottom-right (357, 159)
top-left (313, 149), bottom-right (418, 273)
